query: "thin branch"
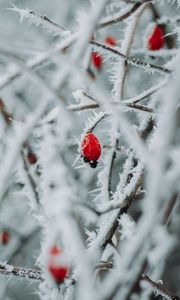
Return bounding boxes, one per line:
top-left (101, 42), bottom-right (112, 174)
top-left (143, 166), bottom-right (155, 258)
top-left (162, 192), bottom-right (179, 225)
top-left (68, 99), bottom-right (154, 113)
top-left (97, 2), bottom-right (143, 29)
top-left (0, 98), bottom-right (12, 126)
top-left (122, 80), bottom-right (167, 104)
top-left (103, 144), bottom-right (130, 155)
top-left (0, 262), bottom-right (43, 281)
top-left (98, 167), bottom-right (143, 215)
top-left (90, 40), bottom-right (171, 74)
top-left (141, 274), bottom-right (180, 300)
top-left (96, 262), bottom-right (113, 270)
top-left (0, 33), bottom-right (78, 91)
top-left (28, 10), bottom-right (66, 31)
top-left (21, 151), bottom-right (40, 206)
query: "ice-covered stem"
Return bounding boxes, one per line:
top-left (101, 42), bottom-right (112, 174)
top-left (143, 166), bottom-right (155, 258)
top-left (0, 33), bottom-right (77, 91)
top-left (97, 1), bottom-right (151, 29)
top-left (141, 274), bottom-right (180, 300)
top-left (10, 6), bottom-right (67, 35)
top-left (0, 97), bottom-right (40, 210)
top-left (98, 162), bottom-right (143, 214)
top-left (21, 152), bottom-right (40, 207)
top-left (71, 91), bottom-right (154, 113)
top-left (162, 192), bottom-right (179, 225)
top-left (106, 53), bottom-right (180, 300)
top-left (91, 40), bottom-right (171, 75)
top-left (88, 117), bottom-right (153, 262)
top-left (0, 100), bottom-right (50, 205)
top-left (123, 79), bottom-right (168, 104)
top-left (105, 3), bottom-right (147, 202)
top-left (119, 2), bottom-right (149, 100)
top-left (0, 262), bottom-right (42, 281)
top-left (0, 98), bottom-right (12, 126)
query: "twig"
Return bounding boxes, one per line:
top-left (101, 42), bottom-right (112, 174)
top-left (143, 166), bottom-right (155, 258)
top-left (21, 151), bottom-right (40, 206)
top-left (0, 262), bottom-right (43, 281)
top-left (122, 80), bottom-right (167, 104)
top-left (162, 192), bottom-right (179, 225)
top-left (90, 40), bottom-right (171, 74)
top-left (103, 144), bottom-right (130, 155)
top-left (141, 274), bottom-right (180, 300)
top-left (28, 10), bottom-right (66, 31)
top-left (0, 33), bottom-right (78, 91)
top-left (97, 2), bottom-right (144, 29)
top-left (68, 99), bottom-right (154, 113)
top-left (0, 99), bottom-right (12, 126)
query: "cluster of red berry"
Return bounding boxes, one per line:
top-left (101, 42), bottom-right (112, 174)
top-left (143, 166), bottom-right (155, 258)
top-left (91, 25), bottom-right (164, 69)
top-left (91, 35), bottom-right (117, 69)
top-left (84, 25), bottom-right (165, 167)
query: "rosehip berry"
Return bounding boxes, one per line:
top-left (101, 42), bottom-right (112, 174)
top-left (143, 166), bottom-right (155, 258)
top-left (91, 52), bottom-right (102, 69)
top-left (81, 133), bottom-right (101, 168)
top-left (48, 246), bottom-right (69, 284)
top-left (27, 151), bottom-right (37, 165)
top-left (105, 36), bottom-right (116, 46)
top-left (1, 231), bottom-right (10, 245)
top-left (48, 265), bottom-right (69, 284)
top-left (147, 25), bottom-right (164, 51)
top-left (50, 245), bottom-right (61, 256)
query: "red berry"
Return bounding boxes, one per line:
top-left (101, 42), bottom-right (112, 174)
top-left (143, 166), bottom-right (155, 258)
top-left (1, 231), bottom-right (10, 245)
top-left (105, 36), bottom-right (116, 46)
top-left (48, 265), bottom-right (69, 283)
top-left (48, 246), bottom-right (69, 283)
top-left (147, 25), bottom-right (164, 51)
top-left (27, 151), bottom-right (37, 165)
top-left (91, 52), bottom-right (102, 69)
top-left (81, 133), bottom-right (101, 165)
top-left (50, 246), bottom-right (61, 256)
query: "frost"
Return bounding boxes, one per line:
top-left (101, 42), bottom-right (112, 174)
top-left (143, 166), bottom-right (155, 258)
top-left (9, 5), bottom-right (71, 37)
top-left (118, 213), bottom-right (136, 240)
top-left (0, 1), bottom-right (180, 300)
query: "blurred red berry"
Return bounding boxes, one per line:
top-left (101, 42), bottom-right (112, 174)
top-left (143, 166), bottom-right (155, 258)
top-left (1, 231), bottom-right (10, 245)
top-left (48, 246), bottom-right (69, 283)
top-left (81, 133), bottom-right (101, 168)
top-left (49, 245), bottom-right (61, 256)
top-left (48, 265), bottom-right (69, 283)
top-left (147, 25), bottom-right (164, 51)
top-left (91, 52), bottom-right (102, 69)
top-left (105, 36), bottom-right (116, 46)
top-left (27, 151), bottom-right (37, 165)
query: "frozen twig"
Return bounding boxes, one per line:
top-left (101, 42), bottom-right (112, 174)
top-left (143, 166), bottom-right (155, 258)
top-left (141, 274), bottom-right (180, 300)
top-left (0, 262), bottom-right (43, 281)
top-left (91, 40), bottom-right (171, 74)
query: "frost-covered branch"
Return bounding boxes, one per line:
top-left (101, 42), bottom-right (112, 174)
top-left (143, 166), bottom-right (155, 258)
top-left (91, 40), bottom-right (171, 74)
top-left (97, 1), bottom-right (151, 29)
top-left (9, 6), bottom-right (69, 35)
top-left (0, 262), bottom-right (43, 281)
top-left (141, 274), bottom-right (180, 300)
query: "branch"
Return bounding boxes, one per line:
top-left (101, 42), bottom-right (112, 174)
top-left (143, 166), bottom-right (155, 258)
top-left (0, 262), bottom-right (43, 281)
top-left (141, 274), bottom-right (180, 300)
top-left (21, 151), bottom-right (40, 207)
top-left (0, 33), bottom-right (77, 91)
top-left (68, 101), bottom-right (154, 114)
top-left (97, 2), bottom-right (143, 29)
top-left (9, 6), bottom-right (67, 34)
top-left (90, 40), bottom-right (171, 74)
